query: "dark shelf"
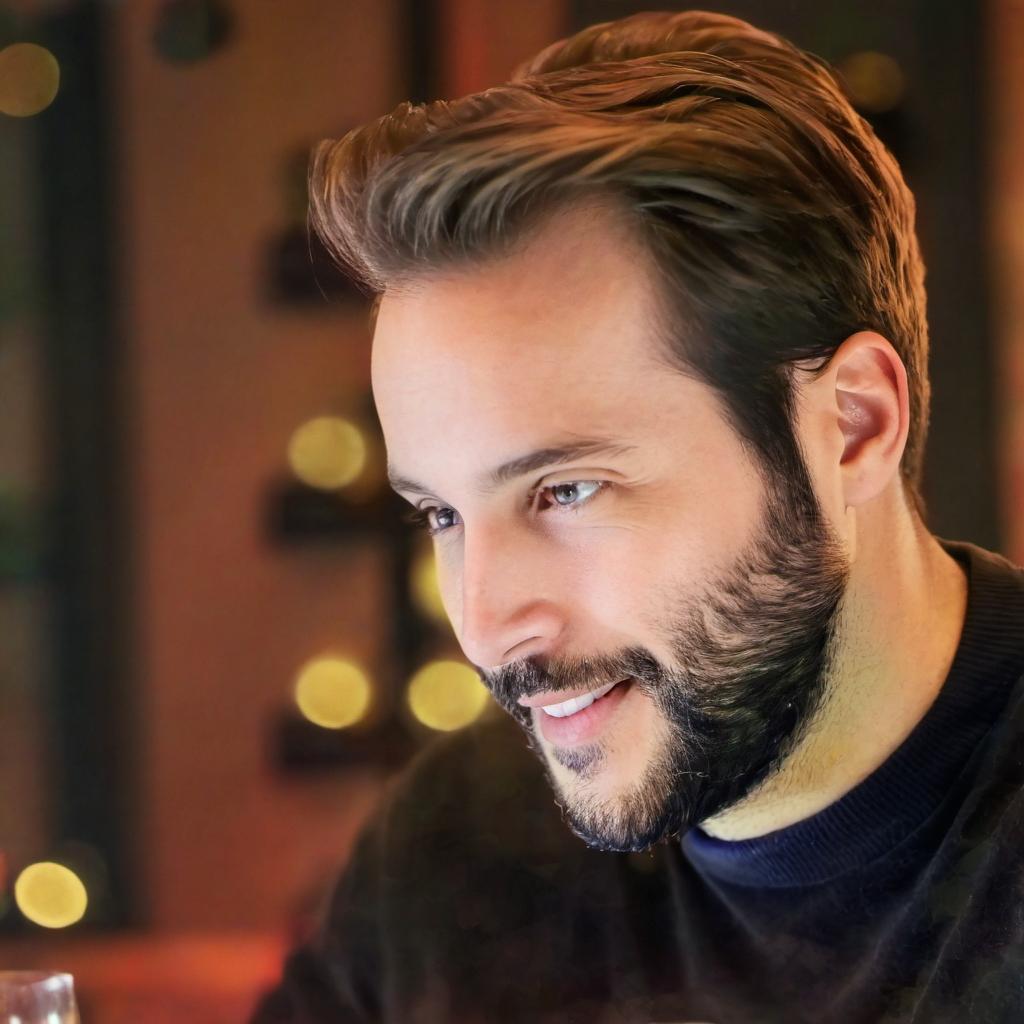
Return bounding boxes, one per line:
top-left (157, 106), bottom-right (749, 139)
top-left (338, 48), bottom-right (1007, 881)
top-left (264, 477), bottom-right (404, 544)
top-left (274, 712), bottom-right (422, 771)
top-left (265, 224), bottom-right (370, 309)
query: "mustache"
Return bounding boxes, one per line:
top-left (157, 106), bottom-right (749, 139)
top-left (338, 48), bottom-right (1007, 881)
top-left (481, 647), bottom-right (662, 719)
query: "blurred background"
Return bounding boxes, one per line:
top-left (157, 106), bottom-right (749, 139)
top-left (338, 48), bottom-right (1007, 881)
top-left (0, 0), bottom-right (1021, 1020)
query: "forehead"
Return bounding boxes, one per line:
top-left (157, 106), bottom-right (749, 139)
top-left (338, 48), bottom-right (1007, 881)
top-left (370, 204), bottom-right (706, 483)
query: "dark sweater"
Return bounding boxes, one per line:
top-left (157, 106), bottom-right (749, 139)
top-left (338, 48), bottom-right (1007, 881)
top-left (252, 539), bottom-right (1024, 1023)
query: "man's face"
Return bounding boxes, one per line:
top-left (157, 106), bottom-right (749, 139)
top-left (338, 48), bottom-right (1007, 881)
top-left (372, 205), bottom-right (850, 852)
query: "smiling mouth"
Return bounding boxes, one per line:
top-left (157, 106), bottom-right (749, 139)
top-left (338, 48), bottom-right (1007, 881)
top-left (534, 678), bottom-right (635, 748)
top-left (539, 678), bottom-right (625, 717)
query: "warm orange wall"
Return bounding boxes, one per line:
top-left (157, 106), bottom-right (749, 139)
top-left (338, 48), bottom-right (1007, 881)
top-left (0, 116), bottom-right (52, 890)
top-left (113, 0), bottom-right (403, 928)
top-left (438, 0), bottom-right (569, 96)
top-left (111, 0), bottom-right (572, 933)
top-left (990, 0), bottom-right (1024, 565)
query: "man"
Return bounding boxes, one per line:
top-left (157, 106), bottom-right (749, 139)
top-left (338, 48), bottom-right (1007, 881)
top-left (253, 10), bottom-right (1024, 1023)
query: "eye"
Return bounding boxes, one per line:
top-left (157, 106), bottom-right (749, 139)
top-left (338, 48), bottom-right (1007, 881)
top-left (541, 480), bottom-right (604, 510)
top-left (402, 506), bottom-right (461, 536)
top-left (402, 481), bottom-right (606, 537)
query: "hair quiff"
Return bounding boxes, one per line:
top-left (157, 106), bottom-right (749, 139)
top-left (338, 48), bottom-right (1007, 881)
top-left (309, 10), bottom-right (931, 520)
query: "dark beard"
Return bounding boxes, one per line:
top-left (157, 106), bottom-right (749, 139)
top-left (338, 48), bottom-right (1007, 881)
top-left (483, 463), bottom-right (850, 853)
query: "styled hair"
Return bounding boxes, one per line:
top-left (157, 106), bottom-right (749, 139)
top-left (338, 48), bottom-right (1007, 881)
top-left (309, 10), bottom-right (930, 521)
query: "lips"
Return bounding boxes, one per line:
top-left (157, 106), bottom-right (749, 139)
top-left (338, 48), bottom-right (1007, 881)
top-left (535, 677), bottom-right (634, 747)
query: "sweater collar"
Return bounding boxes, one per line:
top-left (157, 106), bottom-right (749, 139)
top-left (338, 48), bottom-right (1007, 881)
top-left (681, 538), bottom-right (1024, 888)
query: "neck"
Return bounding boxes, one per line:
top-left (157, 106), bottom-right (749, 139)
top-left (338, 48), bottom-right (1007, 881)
top-left (699, 487), bottom-right (970, 841)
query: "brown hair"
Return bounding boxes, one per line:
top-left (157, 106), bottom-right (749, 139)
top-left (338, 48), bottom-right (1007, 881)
top-left (309, 10), bottom-right (930, 521)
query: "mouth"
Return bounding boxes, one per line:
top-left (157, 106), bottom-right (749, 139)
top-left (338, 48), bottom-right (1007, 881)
top-left (517, 676), bottom-right (629, 711)
top-left (535, 677), bottom-right (624, 717)
top-left (534, 677), bottom-right (634, 747)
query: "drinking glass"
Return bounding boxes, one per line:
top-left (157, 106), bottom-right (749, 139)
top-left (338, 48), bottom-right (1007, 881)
top-left (0, 972), bottom-right (79, 1024)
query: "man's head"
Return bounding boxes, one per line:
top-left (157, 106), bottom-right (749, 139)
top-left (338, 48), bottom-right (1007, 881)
top-left (309, 11), bottom-right (928, 851)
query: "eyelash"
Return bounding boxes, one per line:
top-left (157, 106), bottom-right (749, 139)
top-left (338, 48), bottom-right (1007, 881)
top-left (402, 481), bottom-right (607, 537)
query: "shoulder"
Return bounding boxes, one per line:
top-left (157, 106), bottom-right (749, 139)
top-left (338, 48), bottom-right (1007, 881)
top-left (343, 715), bottom-right (636, 988)
top-left (253, 716), bottom-right (642, 1023)
top-left (371, 712), bottom-right (590, 873)
top-left (940, 673), bottom-right (1024, 888)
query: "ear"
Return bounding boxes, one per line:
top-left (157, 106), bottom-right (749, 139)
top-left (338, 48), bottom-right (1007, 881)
top-left (826, 331), bottom-right (911, 508)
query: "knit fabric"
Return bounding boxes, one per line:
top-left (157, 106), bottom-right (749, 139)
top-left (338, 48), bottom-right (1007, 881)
top-left (252, 538), bottom-right (1024, 1024)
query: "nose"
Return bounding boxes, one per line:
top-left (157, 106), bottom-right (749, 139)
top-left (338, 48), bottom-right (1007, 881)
top-left (451, 519), bottom-right (566, 671)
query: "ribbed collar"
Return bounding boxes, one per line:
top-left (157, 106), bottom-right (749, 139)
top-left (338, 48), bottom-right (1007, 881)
top-left (681, 538), bottom-right (1024, 888)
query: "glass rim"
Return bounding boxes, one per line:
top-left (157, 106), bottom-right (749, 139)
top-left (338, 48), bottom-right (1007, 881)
top-left (0, 971), bottom-right (74, 991)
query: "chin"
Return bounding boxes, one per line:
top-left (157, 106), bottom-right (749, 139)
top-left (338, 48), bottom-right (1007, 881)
top-left (530, 721), bottom-right (687, 853)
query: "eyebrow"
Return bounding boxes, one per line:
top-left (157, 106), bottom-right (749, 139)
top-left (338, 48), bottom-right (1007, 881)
top-left (387, 437), bottom-right (638, 500)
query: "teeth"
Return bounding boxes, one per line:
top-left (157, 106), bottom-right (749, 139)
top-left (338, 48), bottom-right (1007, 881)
top-left (541, 679), bottom-right (622, 718)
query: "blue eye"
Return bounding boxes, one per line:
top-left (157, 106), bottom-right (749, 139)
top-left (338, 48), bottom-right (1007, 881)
top-left (548, 481), bottom-right (602, 507)
top-left (403, 481), bottom-right (606, 537)
top-left (402, 506), bottom-right (461, 536)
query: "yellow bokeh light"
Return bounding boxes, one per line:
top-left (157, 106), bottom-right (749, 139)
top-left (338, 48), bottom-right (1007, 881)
top-left (287, 416), bottom-right (366, 490)
top-left (838, 51), bottom-right (905, 114)
top-left (336, 429), bottom-right (386, 503)
top-left (410, 547), bottom-right (448, 624)
top-left (0, 43), bottom-right (60, 117)
top-left (14, 862), bottom-right (87, 929)
top-left (295, 656), bottom-right (372, 729)
top-left (407, 660), bottom-right (489, 731)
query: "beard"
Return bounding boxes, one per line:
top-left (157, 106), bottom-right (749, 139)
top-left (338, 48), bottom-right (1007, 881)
top-left (481, 457), bottom-right (851, 853)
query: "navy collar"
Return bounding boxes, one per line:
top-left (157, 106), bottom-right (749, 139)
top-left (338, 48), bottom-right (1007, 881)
top-left (681, 539), bottom-right (1024, 888)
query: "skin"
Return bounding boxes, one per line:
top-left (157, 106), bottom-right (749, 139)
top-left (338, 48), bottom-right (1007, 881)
top-left (371, 201), bottom-right (969, 848)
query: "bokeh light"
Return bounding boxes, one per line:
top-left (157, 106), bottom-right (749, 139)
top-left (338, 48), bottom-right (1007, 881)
top-left (334, 428), bottom-right (386, 503)
top-left (0, 42), bottom-right (60, 117)
top-left (410, 546), bottom-right (448, 624)
top-left (838, 51), bottom-right (905, 113)
top-left (407, 660), bottom-right (489, 731)
top-left (52, 840), bottom-right (110, 911)
top-left (294, 656), bottom-right (372, 729)
top-left (14, 862), bottom-right (88, 929)
top-left (287, 416), bottom-right (366, 490)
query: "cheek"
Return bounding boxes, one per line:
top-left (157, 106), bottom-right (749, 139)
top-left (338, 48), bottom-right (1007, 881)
top-left (635, 476), bottom-right (761, 590)
top-left (434, 552), bottom-right (464, 631)
top-left (573, 540), bottom-right (675, 644)
top-left (584, 523), bottom-right (733, 641)
top-left (585, 559), bottom-right (647, 619)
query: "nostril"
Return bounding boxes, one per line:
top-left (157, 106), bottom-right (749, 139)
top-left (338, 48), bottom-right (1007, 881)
top-left (501, 637), bottom-right (548, 665)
